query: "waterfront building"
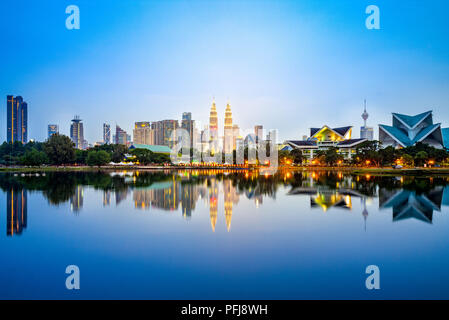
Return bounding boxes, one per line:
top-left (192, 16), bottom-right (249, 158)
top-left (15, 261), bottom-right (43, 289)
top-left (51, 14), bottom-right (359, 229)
top-left (285, 126), bottom-right (366, 162)
top-left (6, 95), bottom-right (28, 143)
top-left (379, 111), bottom-right (445, 149)
top-left (360, 100), bottom-right (374, 140)
top-left (48, 124), bottom-right (59, 139)
top-left (115, 125), bottom-right (128, 145)
top-left (103, 123), bottom-right (111, 144)
top-left (133, 121), bottom-right (154, 145)
top-left (70, 116), bottom-right (84, 149)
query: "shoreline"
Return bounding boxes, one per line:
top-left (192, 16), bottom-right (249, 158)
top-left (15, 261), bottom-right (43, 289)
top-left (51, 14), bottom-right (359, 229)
top-left (1, 165), bottom-right (449, 176)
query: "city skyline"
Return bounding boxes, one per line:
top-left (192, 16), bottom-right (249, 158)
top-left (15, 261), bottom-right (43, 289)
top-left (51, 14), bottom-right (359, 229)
top-left (1, 1), bottom-right (449, 144)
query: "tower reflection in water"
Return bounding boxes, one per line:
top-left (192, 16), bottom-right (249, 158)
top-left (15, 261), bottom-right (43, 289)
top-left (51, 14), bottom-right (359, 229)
top-left (6, 189), bottom-right (27, 236)
top-left (132, 174), bottom-right (241, 232)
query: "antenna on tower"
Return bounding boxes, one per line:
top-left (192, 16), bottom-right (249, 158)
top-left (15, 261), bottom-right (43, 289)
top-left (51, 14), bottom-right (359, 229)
top-left (362, 99), bottom-right (369, 127)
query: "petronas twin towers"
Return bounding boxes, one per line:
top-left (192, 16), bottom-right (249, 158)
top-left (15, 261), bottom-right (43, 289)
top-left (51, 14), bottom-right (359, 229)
top-left (208, 99), bottom-right (239, 154)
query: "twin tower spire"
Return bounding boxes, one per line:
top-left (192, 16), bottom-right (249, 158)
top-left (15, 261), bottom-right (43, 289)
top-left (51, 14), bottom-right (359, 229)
top-left (209, 98), bottom-right (233, 134)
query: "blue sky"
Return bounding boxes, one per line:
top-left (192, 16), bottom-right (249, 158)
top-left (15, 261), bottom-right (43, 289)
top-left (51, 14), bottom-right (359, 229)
top-left (1, 0), bottom-right (449, 143)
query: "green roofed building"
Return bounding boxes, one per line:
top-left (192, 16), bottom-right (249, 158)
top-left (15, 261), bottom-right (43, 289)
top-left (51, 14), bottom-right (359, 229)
top-left (129, 144), bottom-right (172, 154)
top-left (379, 111), bottom-right (445, 149)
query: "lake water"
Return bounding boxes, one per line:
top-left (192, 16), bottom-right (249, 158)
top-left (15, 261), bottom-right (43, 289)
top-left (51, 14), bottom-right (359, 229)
top-left (1, 169), bottom-right (449, 299)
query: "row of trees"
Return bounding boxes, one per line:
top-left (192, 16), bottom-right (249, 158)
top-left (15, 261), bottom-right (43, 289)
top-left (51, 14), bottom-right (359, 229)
top-left (280, 141), bottom-right (449, 167)
top-left (0, 134), bottom-right (170, 167)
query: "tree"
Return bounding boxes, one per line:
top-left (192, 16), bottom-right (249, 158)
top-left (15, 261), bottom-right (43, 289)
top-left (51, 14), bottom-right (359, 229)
top-left (324, 147), bottom-right (343, 166)
top-left (111, 144), bottom-right (128, 163)
top-left (379, 146), bottom-right (400, 166)
top-left (20, 149), bottom-right (48, 166)
top-left (401, 154), bottom-right (414, 167)
top-left (43, 134), bottom-right (75, 165)
top-left (414, 151), bottom-right (428, 167)
top-left (74, 149), bottom-right (89, 165)
top-left (290, 149), bottom-right (303, 165)
top-left (355, 140), bottom-right (382, 167)
top-left (87, 150), bottom-right (111, 167)
top-left (130, 148), bottom-right (154, 165)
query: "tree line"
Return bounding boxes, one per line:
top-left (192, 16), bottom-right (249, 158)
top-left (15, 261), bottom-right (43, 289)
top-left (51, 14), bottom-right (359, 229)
top-left (0, 134), bottom-right (170, 167)
top-left (278, 141), bottom-right (449, 167)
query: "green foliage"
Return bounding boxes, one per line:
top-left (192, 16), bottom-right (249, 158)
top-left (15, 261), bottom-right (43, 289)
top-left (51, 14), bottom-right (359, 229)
top-left (355, 140), bottom-right (382, 166)
top-left (290, 149), bottom-right (304, 165)
top-left (130, 148), bottom-right (154, 165)
top-left (414, 151), bottom-right (429, 167)
top-left (379, 146), bottom-right (400, 166)
top-left (87, 150), bottom-right (111, 167)
top-left (324, 147), bottom-right (344, 166)
top-left (75, 149), bottom-right (89, 165)
top-left (111, 144), bottom-right (128, 163)
top-left (43, 134), bottom-right (75, 165)
top-left (20, 149), bottom-right (48, 166)
top-left (401, 154), bottom-right (414, 167)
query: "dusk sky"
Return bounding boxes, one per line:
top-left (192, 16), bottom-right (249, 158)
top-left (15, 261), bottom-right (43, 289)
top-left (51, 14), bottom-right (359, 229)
top-left (1, 0), bottom-right (449, 143)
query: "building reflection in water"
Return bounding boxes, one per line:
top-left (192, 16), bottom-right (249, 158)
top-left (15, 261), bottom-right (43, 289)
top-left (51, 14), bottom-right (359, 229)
top-left (70, 185), bottom-right (84, 213)
top-left (379, 187), bottom-right (444, 223)
top-left (287, 171), bottom-right (372, 229)
top-left (131, 171), bottom-right (244, 232)
top-left (6, 189), bottom-right (27, 236)
top-left (103, 190), bottom-right (111, 206)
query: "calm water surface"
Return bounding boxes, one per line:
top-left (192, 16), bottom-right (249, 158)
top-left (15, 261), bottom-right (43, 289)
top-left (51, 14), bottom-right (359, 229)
top-left (1, 169), bottom-right (449, 299)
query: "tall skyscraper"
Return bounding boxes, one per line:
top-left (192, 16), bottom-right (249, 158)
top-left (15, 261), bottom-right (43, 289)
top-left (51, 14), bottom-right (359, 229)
top-left (70, 116), bottom-right (84, 149)
top-left (360, 100), bottom-right (374, 140)
top-left (133, 121), bottom-right (153, 145)
top-left (6, 95), bottom-right (28, 144)
top-left (181, 112), bottom-right (195, 148)
top-left (103, 123), bottom-right (111, 144)
top-left (48, 124), bottom-right (59, 139)
top-left (255, 125), bottom-right (263, 143)
top-left (209, 99), bottom-right (219, 153)
top-left (209, 99), bottom-right (218, 138)
top-left (115, 125), bottom-right (128, 145)
top-left (152, 120), bottom-right (178, 147)
top-left (223, 102), bottom-right (233, 154)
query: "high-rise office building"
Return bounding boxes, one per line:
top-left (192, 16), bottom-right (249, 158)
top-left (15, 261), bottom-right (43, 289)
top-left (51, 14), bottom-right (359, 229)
top-left (7, 95), bottom-right (28, 144)
top-left (115, 125), bottom-right (128, 145)
top-left (48, 124), bottom-right (59, 139)
top-left (70, 116), bottom-right (84, 149)
top-left (255, 125), bottom-right (263, 143)
top-left (152, 120), bottom-right (178, 147)
top-left (103, 123), bottom-right (111, 144)
top-left (133, 121), bottom-right (154, 145)
top-left (181, 112), bottom-right (195, 148)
